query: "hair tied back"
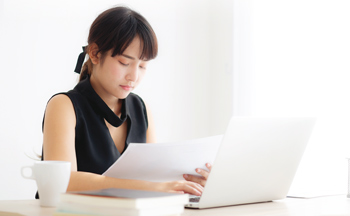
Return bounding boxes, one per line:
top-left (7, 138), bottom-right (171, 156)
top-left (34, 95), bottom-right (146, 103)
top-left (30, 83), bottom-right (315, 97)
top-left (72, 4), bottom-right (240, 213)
top-left (74, 46), bottom-right (87, 74)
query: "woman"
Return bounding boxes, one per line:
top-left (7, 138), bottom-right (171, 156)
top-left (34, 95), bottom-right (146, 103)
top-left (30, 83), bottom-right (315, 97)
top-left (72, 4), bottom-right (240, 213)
top-left (41, 6), bottom-right (211, 196)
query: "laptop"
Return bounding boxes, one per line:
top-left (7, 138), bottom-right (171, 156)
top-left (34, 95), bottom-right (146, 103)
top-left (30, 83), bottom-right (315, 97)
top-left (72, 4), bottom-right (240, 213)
top-left (186, 117), bottom-right (316, 209)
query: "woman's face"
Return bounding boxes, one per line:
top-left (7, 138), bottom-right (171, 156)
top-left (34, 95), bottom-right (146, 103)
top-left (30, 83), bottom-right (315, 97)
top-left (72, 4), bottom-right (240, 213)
top-left (91, 36), bottom-right (148, 100)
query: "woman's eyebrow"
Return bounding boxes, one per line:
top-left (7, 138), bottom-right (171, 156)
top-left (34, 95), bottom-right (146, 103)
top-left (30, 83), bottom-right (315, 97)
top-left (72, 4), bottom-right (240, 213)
top-left (121, 54), bottom-right (149, 62)
top-left (122, 54), bottom-right (136, 60)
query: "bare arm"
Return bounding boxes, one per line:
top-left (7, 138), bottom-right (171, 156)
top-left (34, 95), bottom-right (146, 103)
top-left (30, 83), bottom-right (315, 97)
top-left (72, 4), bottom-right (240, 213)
top-left (43, 95), bottom-right (202, 195)
top-left (43, 94), bottom-right (77, 170)
top-left (145, 102), bottom-right (156, 143)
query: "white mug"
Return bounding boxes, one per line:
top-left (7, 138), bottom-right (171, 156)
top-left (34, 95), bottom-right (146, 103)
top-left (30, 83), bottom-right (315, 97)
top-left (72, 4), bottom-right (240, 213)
top-left (21, 160), bottom-right (71, 207)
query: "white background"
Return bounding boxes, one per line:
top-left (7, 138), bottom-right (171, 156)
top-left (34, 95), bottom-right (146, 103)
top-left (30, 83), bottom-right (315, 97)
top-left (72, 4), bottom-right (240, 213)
top-left (0, 0), bottom-right (233, 199)
top-left (1, 0), bottom-right (350, 200)
top-left (236, 0), bottom-right (350, 197)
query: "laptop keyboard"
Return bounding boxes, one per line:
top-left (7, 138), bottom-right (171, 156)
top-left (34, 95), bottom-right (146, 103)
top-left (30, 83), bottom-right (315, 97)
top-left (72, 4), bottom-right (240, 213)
top-left (189, 196), bottom-right (201, 203)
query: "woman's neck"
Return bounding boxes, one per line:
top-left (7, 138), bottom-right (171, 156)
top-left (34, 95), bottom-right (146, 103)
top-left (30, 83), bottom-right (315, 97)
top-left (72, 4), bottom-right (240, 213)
top-left (89, 75), bottom-right (122, 117)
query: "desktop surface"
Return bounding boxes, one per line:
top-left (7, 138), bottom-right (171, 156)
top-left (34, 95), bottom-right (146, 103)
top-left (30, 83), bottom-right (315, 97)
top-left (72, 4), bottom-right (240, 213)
top-left (0, 195), bottom-right (349, 216)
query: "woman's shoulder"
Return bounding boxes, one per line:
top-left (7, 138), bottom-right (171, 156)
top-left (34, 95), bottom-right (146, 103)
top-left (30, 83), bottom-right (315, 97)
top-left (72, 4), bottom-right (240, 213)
top-left (47, 88), bottom-right (86, 109)
top-left (127, 93), bottom-right (146, 108)
top-left (127, 92), bottom-right (143, 100)
top-left (46, 94), bottom-right (74, 113)
top-left (126, 93), bottom-right (149, 126)
top-left (44, 93), bottom-right (76, 129)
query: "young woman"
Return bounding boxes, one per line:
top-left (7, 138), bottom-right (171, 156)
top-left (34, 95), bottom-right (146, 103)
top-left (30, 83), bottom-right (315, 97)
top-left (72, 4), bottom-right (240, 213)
top-left (40, 6), bottom-right (211, 196)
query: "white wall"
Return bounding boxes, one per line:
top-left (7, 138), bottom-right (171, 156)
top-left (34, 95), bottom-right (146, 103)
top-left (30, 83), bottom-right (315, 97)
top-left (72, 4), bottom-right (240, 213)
top-left (235, 0), bottom-right (350, 196)
top-left (0, 0), bottom-right (233, 200)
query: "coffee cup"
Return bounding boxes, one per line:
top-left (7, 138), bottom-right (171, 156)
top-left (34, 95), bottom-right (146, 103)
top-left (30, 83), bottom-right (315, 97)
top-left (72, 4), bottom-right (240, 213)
top-left (21, 160), bottom-right (71, 207)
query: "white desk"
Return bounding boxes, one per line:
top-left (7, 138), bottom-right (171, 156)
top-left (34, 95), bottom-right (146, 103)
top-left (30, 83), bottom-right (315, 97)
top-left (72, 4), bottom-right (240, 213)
top-left (0, 195), bottom-right (349, 216)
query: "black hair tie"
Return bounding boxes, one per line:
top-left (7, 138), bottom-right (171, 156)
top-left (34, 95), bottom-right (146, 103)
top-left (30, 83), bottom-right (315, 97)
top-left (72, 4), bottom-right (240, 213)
top-left (74, 46), bottom-right (87, 74)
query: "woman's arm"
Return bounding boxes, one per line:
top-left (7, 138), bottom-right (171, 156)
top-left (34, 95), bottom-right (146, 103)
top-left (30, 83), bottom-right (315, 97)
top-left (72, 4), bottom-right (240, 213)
top-left (145, 102), bottom-right (156, 143)
top-left (67, 171), bottom-right (202, 195)
top-left (43, 95), bottom-right (202, 195)
top-left (43, 94), bottom-right (77, 170)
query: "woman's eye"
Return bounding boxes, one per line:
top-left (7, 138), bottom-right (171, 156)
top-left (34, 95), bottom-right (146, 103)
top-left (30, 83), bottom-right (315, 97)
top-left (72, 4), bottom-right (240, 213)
top-left (139, 65), bottom-right (147, 69)
top-left (119, 61), bottom-right (129, 66)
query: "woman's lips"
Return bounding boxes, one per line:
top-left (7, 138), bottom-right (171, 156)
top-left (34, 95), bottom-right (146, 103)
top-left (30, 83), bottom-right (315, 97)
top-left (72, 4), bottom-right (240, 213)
top-left (120, 85), bottom-right (133, 91)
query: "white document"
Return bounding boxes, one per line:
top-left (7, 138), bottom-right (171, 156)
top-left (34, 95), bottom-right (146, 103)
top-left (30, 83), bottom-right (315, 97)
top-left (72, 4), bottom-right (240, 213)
top-left (103, 135), bottom-right (223, 182)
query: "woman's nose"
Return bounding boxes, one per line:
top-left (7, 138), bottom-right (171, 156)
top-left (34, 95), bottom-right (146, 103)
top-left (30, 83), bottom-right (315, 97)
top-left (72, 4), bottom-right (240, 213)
top-left (126, 66), bottom-right (139, 82)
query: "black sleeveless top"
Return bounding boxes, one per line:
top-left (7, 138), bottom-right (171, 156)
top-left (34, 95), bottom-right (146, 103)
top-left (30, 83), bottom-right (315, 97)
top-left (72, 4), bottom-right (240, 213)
top-left (49, 77), bottom-right (148, 173)
top-left (36, 77), bottom-right (148, 198)
top-left (60, 77), bottom-right (149, 174)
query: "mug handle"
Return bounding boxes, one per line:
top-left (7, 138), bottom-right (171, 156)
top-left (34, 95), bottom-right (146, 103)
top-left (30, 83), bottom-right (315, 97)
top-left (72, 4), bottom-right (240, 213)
top-left (21, 166), bottom-right (35, 180)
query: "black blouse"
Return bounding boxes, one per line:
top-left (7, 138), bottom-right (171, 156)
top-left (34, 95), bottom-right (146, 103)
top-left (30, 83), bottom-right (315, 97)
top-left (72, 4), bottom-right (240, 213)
top-left (58, 77), bottom-right (148, 174)
top-left (36, 77), bottom-right (148, 198)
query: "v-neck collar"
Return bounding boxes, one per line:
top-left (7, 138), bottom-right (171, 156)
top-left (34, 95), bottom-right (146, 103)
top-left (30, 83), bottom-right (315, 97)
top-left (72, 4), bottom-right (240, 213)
top-left (74, 77), bottom-right (128, 127)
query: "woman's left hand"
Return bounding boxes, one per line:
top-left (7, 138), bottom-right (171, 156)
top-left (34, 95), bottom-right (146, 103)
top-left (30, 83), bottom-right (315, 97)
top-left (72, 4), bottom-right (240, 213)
top-left (183, 163), bottom-right (212, 187)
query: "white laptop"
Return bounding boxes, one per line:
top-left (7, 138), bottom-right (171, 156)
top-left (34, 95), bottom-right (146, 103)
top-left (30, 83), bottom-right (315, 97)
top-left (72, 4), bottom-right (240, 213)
top-left (186, 117), bottom-right (316, 209)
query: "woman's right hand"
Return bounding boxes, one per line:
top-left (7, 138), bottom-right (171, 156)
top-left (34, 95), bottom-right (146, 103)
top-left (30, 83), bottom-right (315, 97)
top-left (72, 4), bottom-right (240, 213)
top-left (156, 180), bottom-right (203, 196)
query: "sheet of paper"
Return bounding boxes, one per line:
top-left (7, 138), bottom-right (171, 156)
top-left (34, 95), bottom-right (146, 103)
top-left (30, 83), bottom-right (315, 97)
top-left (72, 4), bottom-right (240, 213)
top-left (103, 135), bottom-right (223, 182)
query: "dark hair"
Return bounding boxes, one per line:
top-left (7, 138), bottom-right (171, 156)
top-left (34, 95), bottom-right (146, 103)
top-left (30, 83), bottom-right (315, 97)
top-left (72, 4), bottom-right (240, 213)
top-left (79, 6), bottom-right (158, 81)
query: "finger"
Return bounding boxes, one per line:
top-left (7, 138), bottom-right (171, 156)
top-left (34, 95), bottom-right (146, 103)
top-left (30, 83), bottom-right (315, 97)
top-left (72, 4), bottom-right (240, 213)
top-left (196, 168), bottom-right (210, 180)
top-left (189, 181), bottom-right (204, 193)
top-left (170, 190), bottom-right (185, 194)
top-left (181, 182), bottom-right (202, 196)
top-left (206, 163), bottom-right (212, 172)
top-left (171, 181), bottom-right (200, 196)
top-left (183, 174), bottom-right (206, 187)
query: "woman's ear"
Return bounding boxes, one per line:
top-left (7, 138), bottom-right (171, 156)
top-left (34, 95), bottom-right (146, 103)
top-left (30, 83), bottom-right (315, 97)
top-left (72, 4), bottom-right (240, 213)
top-left (88, 43), bottom-right (100, 65)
